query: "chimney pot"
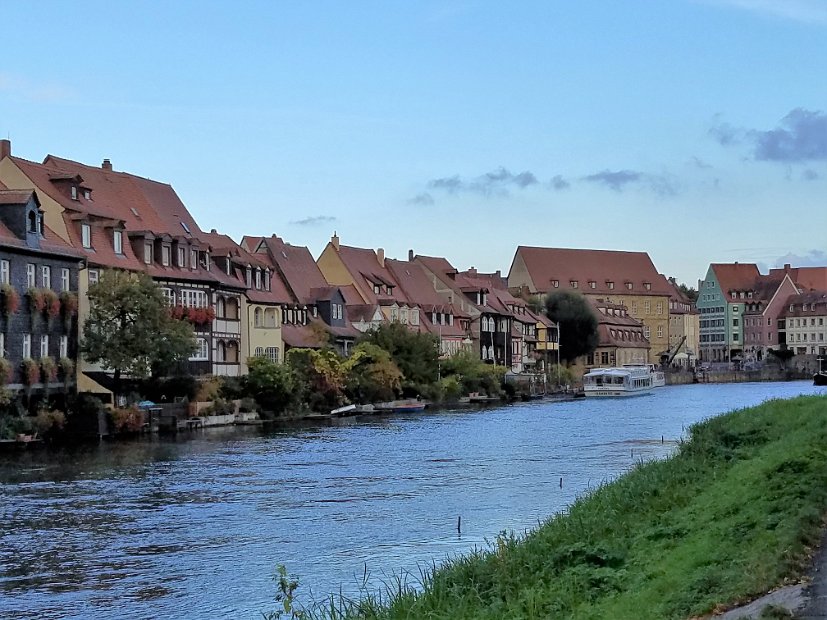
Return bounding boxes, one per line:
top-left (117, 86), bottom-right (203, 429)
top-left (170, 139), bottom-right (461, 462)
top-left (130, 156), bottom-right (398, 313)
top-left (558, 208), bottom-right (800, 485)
top-left (211, 228), bottom-right (217, 234)
top-left (102, 158), bottom-right (112, 171)
top-left (784, 263), bottom-right (791, 272)
top-left (377, 248), bottom-right (385, 268)
top-left (331, 231), bottom-right (339, 251)
top-left (0, 139), bottom-right (10, 160)
top-left (408, 249), bottom-right (414, 262)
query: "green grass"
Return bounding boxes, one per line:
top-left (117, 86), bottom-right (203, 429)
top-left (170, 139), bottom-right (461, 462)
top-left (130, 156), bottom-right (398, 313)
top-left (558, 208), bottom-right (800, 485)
top-left (283, 395), bottom-right (827, 620)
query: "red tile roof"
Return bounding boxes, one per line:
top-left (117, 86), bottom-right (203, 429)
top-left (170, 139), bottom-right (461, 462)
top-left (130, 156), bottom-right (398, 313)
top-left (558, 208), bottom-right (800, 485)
top-left (511, 246), bottom-right (672, 296)
top-left (779, 291), bottom-right (827, 318)
top-left (770, 266), bottom-right (827, 292)
top-left (256, 235), bottom-right (331, 305)
top-left (590, 298), bottom-right (650, 349)
top-left (710, 263), bottom-right (762, 301)
top-left (330, 244), bottom-right (410, 306)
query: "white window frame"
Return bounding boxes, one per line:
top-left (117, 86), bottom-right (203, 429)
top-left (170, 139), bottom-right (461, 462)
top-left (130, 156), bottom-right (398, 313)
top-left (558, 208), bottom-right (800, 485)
top-left (0, 333), bottom-right (4, 358)
top-left (88, 269), bottom-right (99, 286)
top-left (162, 245), bottom-right (171, 266)
top-left (189, 337), bottom-right (209, 361)
top-left (144, 243), bottom-right (153, 264)
top-left (61, 268), bottom-right (70, 292)
top-left (178, 247), bottom-right (186, 267)
top-left (0, 260), bottom-right (8, 285)
top-left (59, 335), bottom-right (68, 358)
top-left (81, 223), bottom-right (91, 248)
top-left (26, 263), bottom-right (36, 288)
top-left (22, 334), bottom-right (31, 358)
top-left (114, 230), bottom-right (123, 254)
top-left (40, 335), bottom-right (49, 358)
top-left (41, 265), bottom-right (51, 289)
top-left (265, 346), bottom-right (279, 363)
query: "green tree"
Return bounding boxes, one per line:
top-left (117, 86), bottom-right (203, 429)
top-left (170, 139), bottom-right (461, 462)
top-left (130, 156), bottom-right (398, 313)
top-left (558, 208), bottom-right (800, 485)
top-left (344, 342), bottom-right (403, 403)
top-left (440, 349), bottom-right (507, 397)
top-left (544, 291), bottom-right (599, 364)
top-left (287, 348), bottom-right (348, 412)
top-left (678, 283), bottom-right (699, 303)
top-left (244, 357), bottom-right (300, 415)
top-left (81, 270), bottom-right (195, 403)
top-left (358, 323), bottom-right (439, 388)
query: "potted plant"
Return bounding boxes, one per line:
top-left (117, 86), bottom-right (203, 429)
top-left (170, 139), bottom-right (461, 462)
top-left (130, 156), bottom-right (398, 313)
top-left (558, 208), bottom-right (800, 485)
top-left (60, 291), bottom-right (78, 329)
top-left (0, 283), bottom-right (19, 321)
top-left (58, 357), bottom-right (75, 394)
top-left (0, 358), bottom-right (12, 386)
top-left (44, 290), bottom-right (60, 328)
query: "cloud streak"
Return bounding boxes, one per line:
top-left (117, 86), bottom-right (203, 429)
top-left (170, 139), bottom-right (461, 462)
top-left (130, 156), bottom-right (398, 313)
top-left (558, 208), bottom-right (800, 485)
top-left (582, 169), bottom-right (679, 196)
top-left (427, 166), bottom-right (539, 197)
top-left (407, 192), bottom-right (435, 206)
top-left (290, 215), bottom-right (337, 226)
top-left (711, 108), bottom-right (827, 162)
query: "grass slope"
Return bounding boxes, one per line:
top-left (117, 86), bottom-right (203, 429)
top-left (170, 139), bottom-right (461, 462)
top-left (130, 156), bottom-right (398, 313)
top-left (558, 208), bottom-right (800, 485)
top-left (295, 395), bottom-right (827, 620)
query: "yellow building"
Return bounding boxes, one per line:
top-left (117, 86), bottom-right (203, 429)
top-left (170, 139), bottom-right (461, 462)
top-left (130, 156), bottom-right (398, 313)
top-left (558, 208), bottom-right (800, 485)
top-left (665, 277), bottom-right (699, 367)
top-left (508, 246), bottom-right (671, 364)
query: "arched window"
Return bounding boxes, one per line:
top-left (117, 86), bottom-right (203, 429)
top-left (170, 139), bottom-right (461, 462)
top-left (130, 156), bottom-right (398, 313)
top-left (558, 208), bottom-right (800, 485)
top-left (226, 297), bottom-right (239, 320)
top-left (225, 340), bottom-right (239, 363)
top-left (216, 340), bottom-right (226, 362)
top-left (217, 297), bottom-right (226, 318)
top-left (254, 307), bottom-right (263, 327)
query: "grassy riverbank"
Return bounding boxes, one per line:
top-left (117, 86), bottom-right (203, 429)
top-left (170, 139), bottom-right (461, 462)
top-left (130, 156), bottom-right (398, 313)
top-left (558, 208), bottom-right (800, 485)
top-left (291, 394), bottom-right (827, 619)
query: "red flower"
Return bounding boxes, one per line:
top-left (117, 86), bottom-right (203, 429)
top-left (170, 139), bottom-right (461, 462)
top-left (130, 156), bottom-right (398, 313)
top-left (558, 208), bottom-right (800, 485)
top-left (48, 296), bottom-right (61, 318)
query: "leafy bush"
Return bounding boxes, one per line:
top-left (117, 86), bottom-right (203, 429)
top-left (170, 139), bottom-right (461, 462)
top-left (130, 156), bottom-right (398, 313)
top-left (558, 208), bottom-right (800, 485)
top-left (238, 397), bottom-right (258, 413)
top-left (440, 376), bottom-right (463, 402)
top-left (246, 357), bottom-right (302, 415)
top-left (34, 409), bottom-right (66, 436)
top-left (109, 406), bottom-right (144, 434)
top-left (202, 398), bottom-right (235, 416)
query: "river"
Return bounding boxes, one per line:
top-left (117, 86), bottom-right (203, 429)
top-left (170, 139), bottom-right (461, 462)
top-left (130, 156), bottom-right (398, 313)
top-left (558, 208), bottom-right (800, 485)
top-left (1, 381), bottom-right (825, 619)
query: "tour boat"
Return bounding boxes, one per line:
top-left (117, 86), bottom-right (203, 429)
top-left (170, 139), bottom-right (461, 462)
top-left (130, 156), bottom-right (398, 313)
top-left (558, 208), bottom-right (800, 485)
top-left (623, 363), bottom-right (666, 387)
top-left (583, 366), bottom-right (654, 397)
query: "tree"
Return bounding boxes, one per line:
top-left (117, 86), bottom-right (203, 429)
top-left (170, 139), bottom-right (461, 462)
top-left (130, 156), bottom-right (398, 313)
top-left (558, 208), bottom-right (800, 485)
top-left (287, 348), bottom-right (348, 412)
top-left (358, 323), bottom-right (439, 389)
top-left (82, 270), bottom-right (195, 403)
top-left (244, 357), bottom-right (300, 415)
top-left (544, 291), bottom-right (599, 364)
top-left (678, 283), bottom-right (699, 303)
top-left (344, 342), bottom-right (403, 403)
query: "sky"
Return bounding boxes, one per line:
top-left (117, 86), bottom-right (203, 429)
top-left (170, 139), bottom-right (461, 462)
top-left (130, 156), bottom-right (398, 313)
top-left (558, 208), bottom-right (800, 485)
top-left (2, 0), bottom-right (827, 286)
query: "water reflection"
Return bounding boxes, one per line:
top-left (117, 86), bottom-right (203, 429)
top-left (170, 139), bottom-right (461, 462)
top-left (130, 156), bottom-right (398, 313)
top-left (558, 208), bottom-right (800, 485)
top-left (1, 381), bottom-right (825, 619)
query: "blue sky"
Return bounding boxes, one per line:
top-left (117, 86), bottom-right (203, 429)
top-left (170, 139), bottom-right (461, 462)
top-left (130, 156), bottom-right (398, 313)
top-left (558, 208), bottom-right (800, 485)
top-left (2, 0), bottom-right (827, 286)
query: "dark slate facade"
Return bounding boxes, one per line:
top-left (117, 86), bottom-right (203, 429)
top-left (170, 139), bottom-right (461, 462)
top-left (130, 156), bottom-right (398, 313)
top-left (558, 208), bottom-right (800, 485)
top-left (0, 191), bottom-right (82, 392)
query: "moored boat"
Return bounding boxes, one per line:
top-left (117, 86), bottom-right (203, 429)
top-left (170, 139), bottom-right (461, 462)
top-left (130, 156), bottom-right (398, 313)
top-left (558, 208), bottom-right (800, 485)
top-left (583, 366), bottom-right (654, 397)
top-left (815, 358), bottom-right (827, 386)
top-left (623, 363), bottom-right (665, 387)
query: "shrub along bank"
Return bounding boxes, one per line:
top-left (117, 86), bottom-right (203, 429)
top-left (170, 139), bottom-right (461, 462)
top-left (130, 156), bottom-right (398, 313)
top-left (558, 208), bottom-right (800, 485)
top-left (279, 395), bottom-right (827, 619)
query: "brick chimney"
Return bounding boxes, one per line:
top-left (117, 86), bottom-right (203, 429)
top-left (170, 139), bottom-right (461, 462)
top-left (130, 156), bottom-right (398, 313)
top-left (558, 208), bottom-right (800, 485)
top-left (102, 158), bottom-right (113, 171)
top-left (468, 266), bottom-right (477, 276)
top-left (377, 248), bottom-right (385, 268)
top-left (0, 139), bottom-right (10, 160)
top-left (331, 231), bottom-right (339, 251)
top-left (784, 263), bottom-right (791, 273)
top-left (408, 249), bottom-right (414, 261)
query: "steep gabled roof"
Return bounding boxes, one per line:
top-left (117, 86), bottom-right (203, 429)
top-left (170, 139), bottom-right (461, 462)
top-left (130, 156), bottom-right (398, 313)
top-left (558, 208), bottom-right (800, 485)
top-left (332, 244), bottom-right (409, 305)
top-left (769, 266), bottom-right (827, 292)
top-left (511, 246), bottom-right (672, 296)
top-left (709, 263), bottom-right (761, 302)
top-left (258, 235), bottom-right (330, 305)
top-left (779, 291), bottom-right (827, 318)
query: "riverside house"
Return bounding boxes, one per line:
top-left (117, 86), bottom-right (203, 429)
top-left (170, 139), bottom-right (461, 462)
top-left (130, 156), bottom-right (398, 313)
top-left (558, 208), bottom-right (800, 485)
top-left (243, 234), bottom-right (359, 357)
top-left (780, 292), bottom-right (827, 356)
top-left (0, 142), bottom-right (245, 397)
top-left (741, 270), bottom-right (799, 364)
top-left (665, 276), bottom-right (699, 367)
top-left (507, 246), bottom-right (671, 364)
top-left (0, 184), bottom-right (82, 396)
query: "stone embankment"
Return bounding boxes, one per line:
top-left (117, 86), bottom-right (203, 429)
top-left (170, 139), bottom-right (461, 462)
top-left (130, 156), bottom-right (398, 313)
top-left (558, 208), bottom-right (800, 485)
top-left (666, 368), bottom-right (809, 386)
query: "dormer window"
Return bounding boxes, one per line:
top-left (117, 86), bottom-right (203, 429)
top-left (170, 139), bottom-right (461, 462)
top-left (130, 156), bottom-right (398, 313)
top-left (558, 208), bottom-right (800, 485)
top-left (265, 269), bottom-right (271, 291)
top-left (644, 282), bottom-right (652, 291)
top-left (27, 211), bottom-right (38, 233)
top-left (589, 281), bottom-right (596, 289)
top-left (113, 230), bottom-right (123, 254)
top-left (373, 283), bottom-right (381, 295)
top-left (255, 269), bottom-right (262, 290)
top-left (144, 242), bottom-right (153, 264)
top-left (552, 280), bottom-right (559, 288)
top-left (83, 189), bottom-right (91, 200)
top-left (190, 249), bottom-right (197, 270)
top-left (162, 245), bottom-right (171, 266)
top-left (178, 247), bottom-right (186, 267)
top-left (225, 258), bottom-right (231, 276)
top-left (70, 186), bottom-right (78, 200)
top-left (246, 266), bottom-right (252, 288)
top-left (81, 223), bottom-right (91, 249)
top-left (570, 280), bottom-right (578, 289)
top-left (607, 281), bottom-right (614, 290)
top-left (790, 304), bottom-right (794, 312)
top-left (626, 282), bottom-right (633, 290)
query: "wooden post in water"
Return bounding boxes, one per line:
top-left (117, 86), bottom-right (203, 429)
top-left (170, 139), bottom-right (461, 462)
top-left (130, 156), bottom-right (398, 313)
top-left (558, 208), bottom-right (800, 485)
top-left (457, 515), bottom-right (461, 535)
top-left (559, 477), bottom-right (563, 488)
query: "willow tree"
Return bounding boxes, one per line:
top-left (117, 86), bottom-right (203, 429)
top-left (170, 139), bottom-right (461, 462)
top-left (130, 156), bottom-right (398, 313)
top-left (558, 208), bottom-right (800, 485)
top-left (82, 270), bottom-right (196, 403)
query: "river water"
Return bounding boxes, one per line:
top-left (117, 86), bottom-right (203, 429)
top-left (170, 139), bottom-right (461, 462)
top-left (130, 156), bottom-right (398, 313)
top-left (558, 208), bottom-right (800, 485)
top-left (1, 381), bottom-right (825, 619)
